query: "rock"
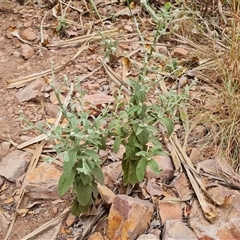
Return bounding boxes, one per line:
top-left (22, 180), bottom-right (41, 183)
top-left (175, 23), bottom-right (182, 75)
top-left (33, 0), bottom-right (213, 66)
top-left (172, 173), bottom-right (191, 199)
top-left (172, 47), bottom-right (189, 58)
top-left (0, 211), bottom-right (10, 236)
top-left (13, 51), bottom-right (21, 57)
top-left (137, 233), bottom-right (159, 240)
top-left (21, 29), bottom-right (37, 41)
top-left (190, 148), bottom-right (203, 164)
top-left (88, 232), bottom-right (104, 240)
top-left (0, 176), bottom-right (4, 186)
top-left (146, 156), bottom-right (174, 180)
top-left (0, 150), bottom-right (31, 182)
top-left (45, 105), bottom-right (60, 118)
top-left (65, 212), bottom-right (77, 227)
top-left (162, 220), bottom-right (198, 240)
top-left (189, 185), bottom-right (240, 239)
top-left (15, 78), bottom-right (47, 102)
top-left (97, 183), bottom-right (116, 204)
top-left (49, 91), bottom-right (65, 105)
top-left (158, 202), bottom-right (183, 224)
top-left (1, 141), bottom-right (11, 150)
top-left (25, 162), bottom-right (62, 199)
top-left (21, 44), bottom-right (34, 59)
top-left (0, 1), bottom-right (16, 12)
top-left (107, 195), bottom-right (154, 240)
top-left (102, 162), bottom-right (122, 188)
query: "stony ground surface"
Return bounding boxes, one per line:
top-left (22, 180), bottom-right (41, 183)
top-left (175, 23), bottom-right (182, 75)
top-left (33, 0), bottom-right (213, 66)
top-left (1, 0), bottom-right (240, 240)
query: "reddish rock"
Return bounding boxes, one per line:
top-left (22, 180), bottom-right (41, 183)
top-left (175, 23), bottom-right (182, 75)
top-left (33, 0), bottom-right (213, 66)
top-left (107, 195), bottom-right (154, 240)
top-left (25, 162), bottom-right (62, 199)
top-left (158, 202), bottom-right (183, 224)
top-left (172, 173), bottom-right (191, 199)
top-left (21, 29), bottom-right (37, 41)
top-left (172, 47), bottom-right (189, 58)
top-left (21, 44), bottom-right (34, 59)
top-left (162, 220), bottom-right (198, 240)
top-left (189, 185), bottom-right (240, 240)
top-left (102, 162), bottom-right (122, 188)
top-left (146, 156), bottom-right (174, 180)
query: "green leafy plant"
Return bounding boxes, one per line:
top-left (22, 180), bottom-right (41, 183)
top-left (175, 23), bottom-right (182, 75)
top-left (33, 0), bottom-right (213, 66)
top-left (109, 79), bottom-right (173, 185)
top-left (56, 15), bottom-right (67, 33)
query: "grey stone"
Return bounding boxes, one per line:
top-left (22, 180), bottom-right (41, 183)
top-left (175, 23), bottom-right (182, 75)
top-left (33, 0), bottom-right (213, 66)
top-left (0, 150), bottom-right (31, 182)
top-left (15, 78), bottom-right (47, 102)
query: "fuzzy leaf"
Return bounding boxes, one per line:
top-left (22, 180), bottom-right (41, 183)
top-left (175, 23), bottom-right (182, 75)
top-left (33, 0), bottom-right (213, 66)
top-left (159, 117), bottom-right (174, 136)
top-left (136, 157), bottom-right (148, 182)
top-left (75, 181), bottom-right (92, 206)
top-left (58, 171), bottom-right (75, 196)
top-left (71, 199), bottom-right (81, 216)
top-left (148, 159), bottom-right (161, 174)
top-left (113, 136), bottom-right (122, 154)
top-left (93, 166), bottom-right (104, 185)
top-left (136, 128), bottom-right (149, 145)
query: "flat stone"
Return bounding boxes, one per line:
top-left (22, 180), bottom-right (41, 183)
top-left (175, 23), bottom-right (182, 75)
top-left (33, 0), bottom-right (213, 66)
top-left (162, 220), bottom-right (198, 240)
top-left (0, 150), bottom-right (31, 182)
top-left (102, 162), bottom-right (122, 188)
top-left (137, 233), bottom-right (159, 240)
top-left (107, 195), bottom-right (154, 240)
top-left (25, 162), bottom-right (62, 199)
top-left (146, 156), bottom-right (174, 180)
top-left (21, 29), bottom-right (37, 41)
top-left (21, 44), bottom-right (34, 59)
top-left (45, 105), bottom-right (60, 118)
top-left (15, 78), bottom-right (47, 102)
top-left (158, 202), bottom-right (183, 224)
top-left (172, 173), bottom-right (191, 199)
top-left (189, 185), bottom-right (240, 239)
top-left (172, 47), bottom-right (189, 58)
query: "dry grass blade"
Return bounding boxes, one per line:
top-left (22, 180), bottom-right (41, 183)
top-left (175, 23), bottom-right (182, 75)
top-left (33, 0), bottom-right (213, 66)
top-left (47, 29), bottom-right (118, 47)
top-left (4, 142), bottom-right (45, 240)
top-left (21, 207), bottom-right (70, 240)
top-left (99, 58), bottom-right (130, 94)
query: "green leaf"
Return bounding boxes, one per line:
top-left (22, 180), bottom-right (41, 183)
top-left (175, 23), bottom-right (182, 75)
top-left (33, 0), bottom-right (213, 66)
top-left (113, 136), bottom-right (122, 154)
top-left (75, 181), bottom-right (92, 206)
top-left (63, 148), bottom-right (77, 175)
top-left (136, 128), bottom-right (149, 145)
top-left (99, 134), bottom-right (107, 150)
top-left (159, 117), bottom-right (174, 137)
top-left (58, 170), bottom-right (75, 196)
top-left (148, 159), bottom-right (161, 174)
top-left (80, 173), bottom-right (92, 185)
top-left (136, 157), bottom-right (148, 182)
top-left (93, 166), bottom-right (104, 185)
top-left (71, 199), bottom-right (81, 216)
top-left (135, 151), bottom-right (147, 157)
top-left (135, 126), bottom-right (143, 136)
top-left (85, 149), bottom-right (100, 162)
